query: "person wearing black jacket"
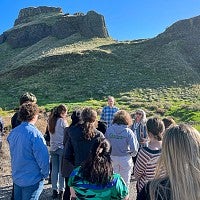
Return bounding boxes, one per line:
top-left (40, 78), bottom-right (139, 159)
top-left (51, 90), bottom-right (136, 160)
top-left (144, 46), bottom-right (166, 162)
top-left (11, 92), bottom-right (37, 129)
top-left (63, 108), bottom-right (104, 200)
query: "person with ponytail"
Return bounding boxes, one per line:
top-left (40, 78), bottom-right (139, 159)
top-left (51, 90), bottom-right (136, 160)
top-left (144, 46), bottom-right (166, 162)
top-left (68, 138), bottom-right (129, 199)
top-left (48, 104), bottom-right (68, 199)
top-left (64, 107), bottom-right (104, 173)
top-left (137, 124), bottom-right (200, 200)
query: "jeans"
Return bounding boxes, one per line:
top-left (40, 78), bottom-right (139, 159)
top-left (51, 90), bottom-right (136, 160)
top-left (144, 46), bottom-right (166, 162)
top-left (14, 179), bottom-right (44, 200)
top-left (50, 148), bottom-right (65, 191)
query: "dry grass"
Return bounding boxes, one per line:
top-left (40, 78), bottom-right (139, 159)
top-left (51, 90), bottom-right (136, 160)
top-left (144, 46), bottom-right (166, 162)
top-left (0, 113), bottom-right (48, 176)
top-left (0, 136), bottom-right (11, 176)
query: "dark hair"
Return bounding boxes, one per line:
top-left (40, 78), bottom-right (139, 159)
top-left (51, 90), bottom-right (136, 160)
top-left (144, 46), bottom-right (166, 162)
top-left (80, 138), bottom-right (113, 186)
top-left (81, 107), bottom-right (97, 140)
top-left (162, 117), bottom-right (176, 129)
top-left (70, 110), bottom-right (82, 127)
top-left (19, 92), bottom-right (37, 105)
top-left (18, 102), bottom-right (39, 122)
top-left (113, 110), bottom-right (132, 126)
top-left (147, 117), bottom-right (165, 141)
top-left (48, 104), bottom-right (67, 134)
top-left (97, 121), bottom-right (107, 134)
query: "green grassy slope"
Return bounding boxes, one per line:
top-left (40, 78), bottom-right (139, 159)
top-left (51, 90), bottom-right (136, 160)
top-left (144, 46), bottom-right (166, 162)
top-left (0, 14), bottom-right (200, 129)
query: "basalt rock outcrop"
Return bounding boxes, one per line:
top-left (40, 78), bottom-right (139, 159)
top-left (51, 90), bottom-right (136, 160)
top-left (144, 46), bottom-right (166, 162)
top-left (151, 15), bottom-right (200, 46)
top-left (0, 6), bottom-right (109, 48)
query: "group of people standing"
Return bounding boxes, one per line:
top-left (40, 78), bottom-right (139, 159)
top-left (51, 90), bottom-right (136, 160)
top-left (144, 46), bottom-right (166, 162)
top-left (6, 93), bottom-right (200, 200)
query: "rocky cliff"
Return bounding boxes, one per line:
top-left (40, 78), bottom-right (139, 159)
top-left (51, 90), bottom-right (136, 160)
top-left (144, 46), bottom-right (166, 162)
top-left (0, 6), bottom-right (109, 48)
top-left (151, 15), bottom-right (200, 46)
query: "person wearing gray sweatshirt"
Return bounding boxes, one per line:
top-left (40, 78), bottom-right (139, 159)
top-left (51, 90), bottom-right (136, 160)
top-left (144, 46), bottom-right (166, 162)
top-left (105, 110), bottom-right (139, 188)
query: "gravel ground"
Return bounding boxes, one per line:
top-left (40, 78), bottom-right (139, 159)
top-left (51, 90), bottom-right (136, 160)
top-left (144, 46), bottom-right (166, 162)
top-left (0, 175), bottom-right (137, 199)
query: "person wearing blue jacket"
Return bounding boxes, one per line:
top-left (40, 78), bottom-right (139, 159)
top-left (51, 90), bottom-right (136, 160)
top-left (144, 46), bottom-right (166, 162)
top-left (7, 102), bottom-right (49, 200)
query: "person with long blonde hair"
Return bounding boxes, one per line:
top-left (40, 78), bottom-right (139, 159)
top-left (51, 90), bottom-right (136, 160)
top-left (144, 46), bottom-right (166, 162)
top-left (137, 124), bottom-right (200, 200)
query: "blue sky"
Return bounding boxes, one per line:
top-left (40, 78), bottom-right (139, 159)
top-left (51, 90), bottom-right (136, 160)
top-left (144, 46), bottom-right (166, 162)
top-left (1, 0), bottom-right (200, 40)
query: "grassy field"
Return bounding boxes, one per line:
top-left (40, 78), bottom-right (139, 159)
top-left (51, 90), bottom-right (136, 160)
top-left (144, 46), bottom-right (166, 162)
top-left (0, 84), bottom-right (200, 131)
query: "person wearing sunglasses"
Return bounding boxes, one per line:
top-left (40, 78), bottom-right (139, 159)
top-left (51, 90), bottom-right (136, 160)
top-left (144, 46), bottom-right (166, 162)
top-left (131, 109), bottom-right (148, 169)
top-left (131, 109), bottom-right (148, 148)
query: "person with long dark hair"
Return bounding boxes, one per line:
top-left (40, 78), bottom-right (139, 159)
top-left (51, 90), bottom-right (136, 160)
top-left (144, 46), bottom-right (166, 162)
top-left (48, 104), bottom-right (68, 199)
top-left (68, 138), bottom-right (129, 199)
top-left (64, 107), bottom-right (104, 169)
top-left (63, 108), bottom-right (105, 198)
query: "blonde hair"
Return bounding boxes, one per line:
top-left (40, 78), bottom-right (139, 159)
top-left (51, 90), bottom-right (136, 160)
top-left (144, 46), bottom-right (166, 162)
top-left (150, 124), bottom-right (200, 200)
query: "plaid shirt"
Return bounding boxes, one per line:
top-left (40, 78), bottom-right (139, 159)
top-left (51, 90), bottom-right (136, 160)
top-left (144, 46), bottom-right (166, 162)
top-left (100, 106), bottom-right (119, 127)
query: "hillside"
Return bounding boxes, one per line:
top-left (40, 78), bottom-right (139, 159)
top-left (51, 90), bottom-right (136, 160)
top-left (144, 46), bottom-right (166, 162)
top-left (0, 7), bottom-right (200, 128)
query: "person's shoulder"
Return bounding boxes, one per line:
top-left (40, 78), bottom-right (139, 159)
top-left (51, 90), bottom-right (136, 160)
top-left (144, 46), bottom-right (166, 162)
top-left (137, 182), bottom-right (150, 200)
top-left (143, 146), bottom-right (161, 154)
top-left (139, 178), bottom-right (170, 200)
top-left (64, 126), bottom-right (70, 133)
top-left (70, 166), bottom-right (81, 177)
top-left (22, 123), bottom-right (43, 138)
top-left (112, 173), bottom-right (128, 191)
top-left (102, 106), bottom-right (109, 110)
top-left (97, 121), bottom-right (107, 134)
top-left (124, 127), bottom-right (135, 135)
top-left (109, 173), bottom-right (123, 187)
top-left (137, 147), bottom-right (149, 156)
top-left (125, 126), bottom-right (133, 132)
top-left (113, 173), bottom-right (122, 179)
top-left (68, 124), bottom-right (82, 136)
top-left (57, 117), bottom-right (64, 123)
top-left (95, 128), bottom-right (105, 138)
top-left (12, 112), bottom-right (18, 118)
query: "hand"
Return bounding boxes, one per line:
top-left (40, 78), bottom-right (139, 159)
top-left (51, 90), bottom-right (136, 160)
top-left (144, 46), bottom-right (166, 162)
top-left (123, 195), bottom-right (129, 200)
